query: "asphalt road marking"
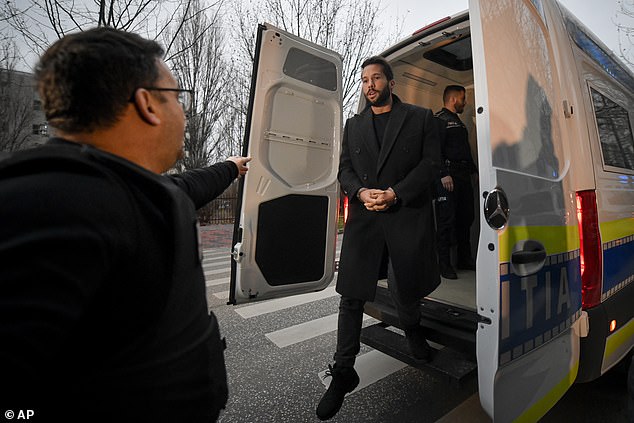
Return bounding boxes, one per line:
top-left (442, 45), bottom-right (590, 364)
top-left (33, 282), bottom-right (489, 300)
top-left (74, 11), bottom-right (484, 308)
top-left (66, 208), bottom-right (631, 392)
top-left (234, 284), bottom-right (338, 319)
top-left (206, 276), bottom-right (229, 287)
top-left (204, 267), bottom-right (231, 276)
top-left (202, 258), bottom-right (230, 268)
top-left (265, 312), bottom-right (373, 348)
top-left (317, 349), bottom-right (407, 393)
top-left (213, 290), bottom-right (229, 300)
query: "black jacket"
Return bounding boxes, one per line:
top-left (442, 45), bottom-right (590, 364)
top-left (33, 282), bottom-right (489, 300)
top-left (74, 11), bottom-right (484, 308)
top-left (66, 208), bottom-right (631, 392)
top-left (435, 107), bottom-right (476, 177)
top-left (0, 138), bottom-right (237, 421)
top-left (337, 96), bottom-right (441, 302)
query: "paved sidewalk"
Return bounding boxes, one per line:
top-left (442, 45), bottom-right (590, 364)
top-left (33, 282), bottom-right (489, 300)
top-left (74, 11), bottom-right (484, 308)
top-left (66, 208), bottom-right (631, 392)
top-left (199, 224), bottom-right (233, 250)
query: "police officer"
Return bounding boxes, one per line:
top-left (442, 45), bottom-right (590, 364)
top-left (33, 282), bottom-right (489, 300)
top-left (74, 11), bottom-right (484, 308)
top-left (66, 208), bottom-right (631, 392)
top-left (434, 85), bottom-right (476, 279)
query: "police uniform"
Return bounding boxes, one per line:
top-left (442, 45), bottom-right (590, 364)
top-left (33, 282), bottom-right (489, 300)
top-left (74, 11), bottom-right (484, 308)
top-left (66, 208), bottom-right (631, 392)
top-left (434, 107), bottom-right (476, 274)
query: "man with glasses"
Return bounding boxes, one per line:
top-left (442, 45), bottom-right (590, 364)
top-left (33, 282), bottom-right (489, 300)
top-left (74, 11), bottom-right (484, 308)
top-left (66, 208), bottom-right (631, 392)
top-left (0, 27), bottom-right (249, 422)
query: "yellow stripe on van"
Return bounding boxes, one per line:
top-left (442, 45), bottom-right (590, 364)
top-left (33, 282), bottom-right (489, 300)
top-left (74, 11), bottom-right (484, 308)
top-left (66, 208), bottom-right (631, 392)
top-left (513, 361), bottom-right (579, 423)
top-left (498, 225), bottom-right (580, 263)
top-left (600, 217), bottom-right (634, 243)
top-left (604, 317), bottom-right (634, 365)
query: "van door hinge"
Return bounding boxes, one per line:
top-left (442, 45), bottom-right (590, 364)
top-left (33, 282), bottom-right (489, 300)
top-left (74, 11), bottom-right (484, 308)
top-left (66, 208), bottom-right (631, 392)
top-left (231, 243), bottom-right (244, 263)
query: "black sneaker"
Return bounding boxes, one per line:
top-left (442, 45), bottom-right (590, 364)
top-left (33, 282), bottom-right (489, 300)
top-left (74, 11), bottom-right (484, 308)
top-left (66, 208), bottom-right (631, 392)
top-left (440, 262), bottom-right (458, 279)
top-left (404, 327), bottom-right (434, 363)
top-left (316, 365), bottom-right (359, 421)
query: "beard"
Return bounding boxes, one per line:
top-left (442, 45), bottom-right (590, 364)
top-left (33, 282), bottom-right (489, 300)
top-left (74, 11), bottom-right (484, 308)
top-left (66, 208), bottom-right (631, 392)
top-left (365, 85), bottom-right (391, 107)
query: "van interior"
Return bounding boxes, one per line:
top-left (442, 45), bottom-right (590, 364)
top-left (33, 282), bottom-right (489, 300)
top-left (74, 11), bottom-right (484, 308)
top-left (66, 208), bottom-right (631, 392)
top-left (367, 13), bottom-right (480, 357)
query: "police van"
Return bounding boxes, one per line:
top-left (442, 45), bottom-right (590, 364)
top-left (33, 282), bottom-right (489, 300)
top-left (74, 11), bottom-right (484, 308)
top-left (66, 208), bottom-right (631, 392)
top-left (229, 0), bottom-right (634, 420)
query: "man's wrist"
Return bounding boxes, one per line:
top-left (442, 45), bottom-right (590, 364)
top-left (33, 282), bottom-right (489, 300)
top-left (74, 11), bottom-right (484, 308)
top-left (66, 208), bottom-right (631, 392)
top-left (356, 188), bottom-right (367, 200)
top-left (387, 187), bottom-right (398, 204)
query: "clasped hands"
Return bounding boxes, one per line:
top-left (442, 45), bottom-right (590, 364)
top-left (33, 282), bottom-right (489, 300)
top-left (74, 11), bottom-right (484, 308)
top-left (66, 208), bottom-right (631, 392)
top-left (358, 188), bottom-right (397, 212)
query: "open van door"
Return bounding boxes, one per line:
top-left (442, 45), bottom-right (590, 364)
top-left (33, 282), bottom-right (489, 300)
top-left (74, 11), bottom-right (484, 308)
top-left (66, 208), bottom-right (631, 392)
top-left (229, 24), bottom-right (342, 305)
top-left (470, 0), bottom-right (583, 420)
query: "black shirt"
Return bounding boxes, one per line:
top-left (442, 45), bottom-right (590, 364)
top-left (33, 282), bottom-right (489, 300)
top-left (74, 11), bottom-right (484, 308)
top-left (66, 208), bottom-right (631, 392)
top-left (373, 110), bottom-right (391, 147)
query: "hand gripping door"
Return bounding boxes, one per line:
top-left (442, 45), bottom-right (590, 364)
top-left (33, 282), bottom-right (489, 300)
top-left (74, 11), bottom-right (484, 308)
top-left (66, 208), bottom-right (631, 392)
top-left (471, 0), bottom-right (581, 421)
top-left (230, 24), bottom-right (342, 305)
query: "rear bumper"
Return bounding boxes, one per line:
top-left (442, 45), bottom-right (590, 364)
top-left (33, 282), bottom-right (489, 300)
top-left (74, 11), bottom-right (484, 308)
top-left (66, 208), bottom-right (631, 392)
top-left (577, 280), bottom-right (634, 382)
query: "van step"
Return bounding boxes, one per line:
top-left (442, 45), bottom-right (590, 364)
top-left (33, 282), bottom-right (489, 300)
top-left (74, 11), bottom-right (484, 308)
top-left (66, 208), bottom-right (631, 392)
top-left (360, 323), bottom-right (477, 384)
top-left (364, 286), bottom-right (478, 357)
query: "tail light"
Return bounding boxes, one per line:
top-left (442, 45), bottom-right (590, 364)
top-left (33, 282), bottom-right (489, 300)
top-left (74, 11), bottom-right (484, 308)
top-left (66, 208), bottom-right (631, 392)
top-left (343, 196), bottom-right (349, 224)
top-left (576, 190), bottom-right (602, 309)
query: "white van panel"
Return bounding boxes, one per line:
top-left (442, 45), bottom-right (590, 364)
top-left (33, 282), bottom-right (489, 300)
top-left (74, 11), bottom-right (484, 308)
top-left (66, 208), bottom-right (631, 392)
top-left (471, 0), bottom-right (582, 420)
top-left (230, 24), bottom-right (342, 304)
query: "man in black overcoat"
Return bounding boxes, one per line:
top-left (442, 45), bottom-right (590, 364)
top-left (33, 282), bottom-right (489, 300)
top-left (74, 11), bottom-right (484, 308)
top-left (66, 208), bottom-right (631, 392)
top-left (316, 56), bottom-right (441, 421)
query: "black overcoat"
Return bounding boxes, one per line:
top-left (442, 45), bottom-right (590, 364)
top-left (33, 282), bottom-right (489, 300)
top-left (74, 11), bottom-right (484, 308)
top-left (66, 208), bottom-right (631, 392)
top-left (336, 95), bottom-right (441, 302)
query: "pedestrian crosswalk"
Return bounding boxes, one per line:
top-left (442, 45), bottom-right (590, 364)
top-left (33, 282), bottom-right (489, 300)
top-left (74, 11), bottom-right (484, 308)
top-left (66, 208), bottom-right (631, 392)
top-left (202, 246), bottom-right (403, 396)
top-left (234, 285), bottom-right (338, 319)
top-left (201, 246), bottom-right (485, 422)
top-left (266, 312), bottom-right (374, 348)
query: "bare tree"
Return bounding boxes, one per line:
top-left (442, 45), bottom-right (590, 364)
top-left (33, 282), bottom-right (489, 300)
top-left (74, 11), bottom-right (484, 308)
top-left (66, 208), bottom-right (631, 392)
top-left (168, 0), bottom-right (238, 169)
top-left (230, 0), bottom-right (402, 118)
top-left (1, 0), bottom-right (193, 70)
top-left (0, 40), bottom-right (39, 153)
top-left (616, 0), bottom-right (634, 68)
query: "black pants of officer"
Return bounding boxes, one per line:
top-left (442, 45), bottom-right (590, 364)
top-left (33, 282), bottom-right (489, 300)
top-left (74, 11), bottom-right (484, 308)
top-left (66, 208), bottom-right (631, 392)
top-left (435, 169), bottom-right (475, 266)
top-left (333, 260), bottom-right (420, 368)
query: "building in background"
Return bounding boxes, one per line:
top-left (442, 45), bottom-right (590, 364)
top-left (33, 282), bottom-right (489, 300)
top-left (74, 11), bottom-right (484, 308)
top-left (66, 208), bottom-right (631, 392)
top-left (0, 69), bottom-right (48, 157)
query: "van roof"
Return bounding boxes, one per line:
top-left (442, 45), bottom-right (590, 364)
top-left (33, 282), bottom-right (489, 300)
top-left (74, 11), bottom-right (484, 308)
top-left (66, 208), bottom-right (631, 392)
top-left (380, 10), bottom-right (469, 59)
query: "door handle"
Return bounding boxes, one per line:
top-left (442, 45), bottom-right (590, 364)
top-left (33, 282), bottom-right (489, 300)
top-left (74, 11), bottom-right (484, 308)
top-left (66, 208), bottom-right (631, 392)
top-left (510, 240), bottom-right (547, 276)
top-left (511, 248), bottom-right (546, 264)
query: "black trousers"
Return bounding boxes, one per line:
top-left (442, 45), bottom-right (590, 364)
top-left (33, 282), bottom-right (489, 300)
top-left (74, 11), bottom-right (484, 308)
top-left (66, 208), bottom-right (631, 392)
top-left (333, 261), bottom-right (421, 368)
top-left (435, 170), bottom-right (475, 264)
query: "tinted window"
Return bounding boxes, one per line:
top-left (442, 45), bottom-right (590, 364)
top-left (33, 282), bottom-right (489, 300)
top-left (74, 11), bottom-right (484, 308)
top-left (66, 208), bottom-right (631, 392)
top-left (590, 88), bottom-right (634, 170)
top-left (565, 17), bottom-right (634, 93)
top-left (283, 48), bottom-right (337, 91)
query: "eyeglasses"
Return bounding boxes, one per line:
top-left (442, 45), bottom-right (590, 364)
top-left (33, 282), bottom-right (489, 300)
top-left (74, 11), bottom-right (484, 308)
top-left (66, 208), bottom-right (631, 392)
top-left (130, 87), bottom-right (194, 113)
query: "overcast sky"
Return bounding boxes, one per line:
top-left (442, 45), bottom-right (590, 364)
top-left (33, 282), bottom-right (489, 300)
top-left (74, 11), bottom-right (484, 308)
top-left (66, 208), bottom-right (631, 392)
top-left (4, 0), bottom-right (632, 71)
top-left (383, 0), bottom-right (630, 61)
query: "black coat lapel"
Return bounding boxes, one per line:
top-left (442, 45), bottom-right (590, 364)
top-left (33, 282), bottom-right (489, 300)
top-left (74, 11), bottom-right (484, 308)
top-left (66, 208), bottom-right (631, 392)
top-left (377, 98), bottom-right (408, 174)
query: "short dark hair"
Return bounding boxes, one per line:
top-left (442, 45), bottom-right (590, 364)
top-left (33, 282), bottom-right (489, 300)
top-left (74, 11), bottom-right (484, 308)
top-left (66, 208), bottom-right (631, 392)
top-left (361, 56), bottom-right (394, 81)
top-left (35, 27), bottom-right (165, 133)
top-left (443, 85), bottom-right (466, 104)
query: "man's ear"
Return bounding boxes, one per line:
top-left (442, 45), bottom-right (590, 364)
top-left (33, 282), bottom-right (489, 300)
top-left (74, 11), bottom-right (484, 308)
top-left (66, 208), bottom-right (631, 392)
top-left (132, 88), bottom-right (161, 126)
top-left (389, 79), bottom-right (395, 90)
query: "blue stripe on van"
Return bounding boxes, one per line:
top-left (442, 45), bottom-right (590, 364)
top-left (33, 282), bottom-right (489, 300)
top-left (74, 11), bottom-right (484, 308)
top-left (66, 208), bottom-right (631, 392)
top-left (602, 235), bottom-right (634, 301)
top-left (498, 251), bottom-right (583, 366)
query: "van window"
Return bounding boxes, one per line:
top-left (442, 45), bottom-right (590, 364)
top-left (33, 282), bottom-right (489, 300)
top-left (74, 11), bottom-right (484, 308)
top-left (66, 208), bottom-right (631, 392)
top-left (590, 88), bottom-right (634, 171)
top-left (564, 16), bottom-right (634, 93)
top-left (283, 47), bottom-right (337, 91)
